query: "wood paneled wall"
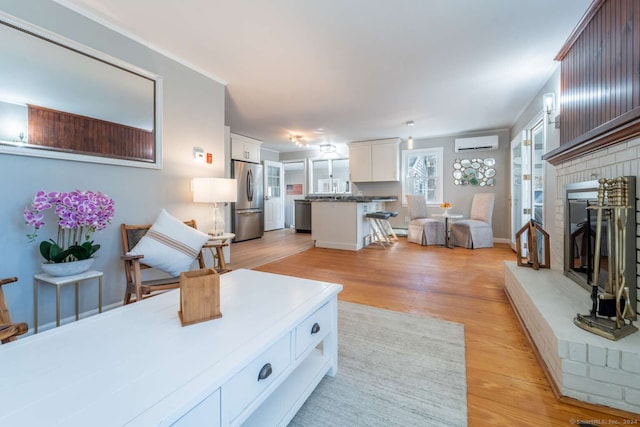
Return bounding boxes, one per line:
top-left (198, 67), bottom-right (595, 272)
top-left (27, 105), bottom-right (155, 162)
top-left (545, 0), bottom-right (640, 164)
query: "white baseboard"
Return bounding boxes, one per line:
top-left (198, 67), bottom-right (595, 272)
top-left (393, 228), bottom-right (408, 237)
top-left (393, 228), bottom-right (508, 243)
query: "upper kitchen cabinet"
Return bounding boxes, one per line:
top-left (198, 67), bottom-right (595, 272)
top-left (231, 132), bottom-right (262, 163)
top-left (348, 138), bottom-right (400, 182)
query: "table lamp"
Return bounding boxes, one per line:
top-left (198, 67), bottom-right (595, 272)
top-left (192, 177), bottom-right (237, 236)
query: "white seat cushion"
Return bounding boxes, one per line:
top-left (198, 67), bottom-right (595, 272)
top-left (450, 219), bottom-right (493, 248)
top-left (408, 219), bottom-right (444, 246)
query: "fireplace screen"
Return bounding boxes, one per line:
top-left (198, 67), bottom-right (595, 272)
top-left (566, 196), bottom-right (608, 287)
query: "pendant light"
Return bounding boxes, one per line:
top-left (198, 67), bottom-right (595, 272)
top-left (406, 121), bottom-right (415, 149)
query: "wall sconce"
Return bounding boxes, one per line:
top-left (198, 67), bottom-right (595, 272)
top-left (319, 144), bottom-right (336, 153)
top-left (192, 177), bottom-right (238, 235)
top-left (543, 93), bottom-right (560, 127)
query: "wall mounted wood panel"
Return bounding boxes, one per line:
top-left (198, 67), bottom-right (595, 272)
top-left (27, 105), bottom-right (155, 163)
top-left (544, 0), bottom-right (640, 165)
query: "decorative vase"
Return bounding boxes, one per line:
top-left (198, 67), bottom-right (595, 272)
top-left (442, 209), bottom-right (450, 216)
top-left (41, 258), bottom-right (95, 277)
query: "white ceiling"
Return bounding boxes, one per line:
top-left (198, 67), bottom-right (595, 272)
top-left (56, 0), bottom-right (591, 153)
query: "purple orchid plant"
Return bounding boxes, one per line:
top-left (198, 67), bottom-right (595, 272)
top-left (24, 190), bottom-right (115, 263)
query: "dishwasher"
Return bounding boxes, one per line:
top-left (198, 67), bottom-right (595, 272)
top-left (294, 199), bottom-right (312, 233)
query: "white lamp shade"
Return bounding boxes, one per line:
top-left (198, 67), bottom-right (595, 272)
top-left (192, 178), bottom-right (237, 203)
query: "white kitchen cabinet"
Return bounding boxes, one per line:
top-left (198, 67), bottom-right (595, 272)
top-left (231, 132), bottom-right (262, 163)
top-left (348, 138), bottom-right (400, 182)
top-left (348, 144), bottom-right (372, 183)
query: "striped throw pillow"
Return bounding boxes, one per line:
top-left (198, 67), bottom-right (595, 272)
top-left (127, 209), bottom-right (210, 277)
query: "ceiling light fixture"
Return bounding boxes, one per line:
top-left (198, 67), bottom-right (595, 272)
top-left (406, 121), bottom-right (415, 149)
top-left (289, 134), bottom-right (308, 147)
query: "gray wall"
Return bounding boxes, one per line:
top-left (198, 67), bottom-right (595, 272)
top-left (0, 1), bottom-right (226, 329)
top-left (260, 147), bottom-right (280, 162)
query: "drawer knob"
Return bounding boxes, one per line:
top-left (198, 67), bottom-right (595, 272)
top-left (258, 363), bottom-right (272, 381)
top-left (311, 322), bottom-right (321, 335)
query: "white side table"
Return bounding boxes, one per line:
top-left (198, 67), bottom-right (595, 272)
top-left (33, 270), bottom-right (103, 333)
top-left (432, 213), bottom-right (464, 248)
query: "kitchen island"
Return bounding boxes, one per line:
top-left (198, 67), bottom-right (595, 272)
top-left (310, 196), bottom-right (397, 250)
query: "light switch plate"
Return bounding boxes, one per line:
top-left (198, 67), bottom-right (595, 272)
top-left (193, 147), bottom-right (205, 161)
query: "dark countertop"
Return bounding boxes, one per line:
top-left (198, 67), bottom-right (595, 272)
top-left (306, 195), bottom-right (398, 203)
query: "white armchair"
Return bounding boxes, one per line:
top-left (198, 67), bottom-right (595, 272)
top-left (450, 193), bottom-right (495, 249)
top-left (406, 195), bottom-right (445, 246)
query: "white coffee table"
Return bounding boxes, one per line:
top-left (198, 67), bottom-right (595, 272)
top-left (6, 269), bottom-right (343, 427)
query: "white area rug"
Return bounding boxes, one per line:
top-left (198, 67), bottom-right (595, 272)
top-left (289, 301), bottom-right (467, 426)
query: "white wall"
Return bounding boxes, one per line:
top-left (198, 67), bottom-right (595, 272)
top-left (0, 1), bottom-right (226, 329)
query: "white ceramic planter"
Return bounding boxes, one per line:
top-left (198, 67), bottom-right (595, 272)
top-left (41, 258), bottom-right (95, 277)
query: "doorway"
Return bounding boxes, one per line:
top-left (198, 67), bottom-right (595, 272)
top-left (264, 160), bottom-right (284, 231)
top-left (511, 118), bottom-right (544, 252)
top-left (283, 161), bottom-right (307, 229)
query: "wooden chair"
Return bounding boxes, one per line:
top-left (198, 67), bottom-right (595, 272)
top-left (121, 220), bottom-right (207, 305)
top-left (0, 277), bottom-right (28, 343)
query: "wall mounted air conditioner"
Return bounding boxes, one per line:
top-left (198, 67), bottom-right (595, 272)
top-left (454, 135), bottom-right (499, 153)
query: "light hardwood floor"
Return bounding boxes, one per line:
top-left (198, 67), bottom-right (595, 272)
top-left (228, 229), bottom-right (638, 426)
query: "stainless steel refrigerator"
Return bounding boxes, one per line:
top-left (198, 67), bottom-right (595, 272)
top-left (231, 160), bottom-right (264, 242)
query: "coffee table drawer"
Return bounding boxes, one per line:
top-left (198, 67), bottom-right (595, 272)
top-left (295, 302), bottom-right (331, 358)
top-left (171, 388), bottom-right (220, 426)
top-left (224, 333), bottom-right (291, 421)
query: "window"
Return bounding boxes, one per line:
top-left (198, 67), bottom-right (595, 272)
top-left (266, 163), bottom-right (281, 198)
top-left (402, 148), bottom-right (443, 206)
top-left (310, 158), bottom-right (350, 194)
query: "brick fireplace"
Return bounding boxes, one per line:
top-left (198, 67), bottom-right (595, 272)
top-left (505, 136), bottom-right (640, 414)
top-left (505, 0), bottom-right (640, 415)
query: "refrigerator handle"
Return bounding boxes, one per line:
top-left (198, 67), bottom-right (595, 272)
top-left (247, 169), bottom-right (253, 202)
